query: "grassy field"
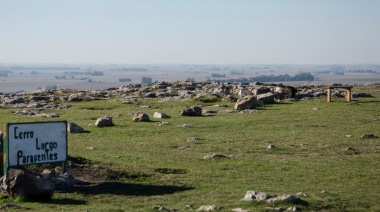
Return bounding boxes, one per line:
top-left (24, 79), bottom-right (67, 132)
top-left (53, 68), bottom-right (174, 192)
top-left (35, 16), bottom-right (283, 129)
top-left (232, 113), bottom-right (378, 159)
top-left (0, 85), bottom-right (379, 211)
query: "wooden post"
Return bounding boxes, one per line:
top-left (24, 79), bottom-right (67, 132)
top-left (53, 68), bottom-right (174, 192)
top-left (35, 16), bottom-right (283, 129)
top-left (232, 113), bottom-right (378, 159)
top-left (346, 88), bottom-right (351, 102)
top-left (327, 87), bottom-right (331, 102)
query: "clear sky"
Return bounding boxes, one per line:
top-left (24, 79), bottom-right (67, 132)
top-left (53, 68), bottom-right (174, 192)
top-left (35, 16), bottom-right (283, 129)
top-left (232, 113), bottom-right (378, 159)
top-left (1, 0), bottom-right (379, 64)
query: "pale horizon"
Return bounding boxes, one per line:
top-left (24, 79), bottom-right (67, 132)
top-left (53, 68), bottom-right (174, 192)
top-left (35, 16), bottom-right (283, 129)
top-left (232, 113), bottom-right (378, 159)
top-left (1, 0), bottom-right (380, 64)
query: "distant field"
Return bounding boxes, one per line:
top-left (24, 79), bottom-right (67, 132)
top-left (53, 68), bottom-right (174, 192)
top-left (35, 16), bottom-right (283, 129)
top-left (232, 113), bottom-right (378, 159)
top-left (1, 65), bottom-right (379, 92)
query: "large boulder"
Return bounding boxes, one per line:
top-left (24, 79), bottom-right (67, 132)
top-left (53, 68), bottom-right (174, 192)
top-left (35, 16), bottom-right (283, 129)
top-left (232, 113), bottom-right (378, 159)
top-left (256, 92), bottom-right (278, 105)
top-left (1, 168), bottom-right (55, 200)
top-left (253, 86), bottom-right (271, 96)
top-left (133, 112), bottom-right (150, 121)
top-left (95, 116), bottom-right (113, 127)
top-left (234, 95), bottom-right (257, 110)
top-left (181, 106), bottom-right (202, 116)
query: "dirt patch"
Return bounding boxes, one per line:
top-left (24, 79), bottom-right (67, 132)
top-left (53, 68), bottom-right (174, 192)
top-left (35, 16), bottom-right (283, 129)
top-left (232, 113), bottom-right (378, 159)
top-left (22, 156), bottom-right (150, 184)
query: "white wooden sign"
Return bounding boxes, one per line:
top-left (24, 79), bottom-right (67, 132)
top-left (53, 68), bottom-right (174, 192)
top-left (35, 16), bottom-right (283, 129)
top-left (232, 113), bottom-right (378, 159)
top-left (4, 121), bottom-right (67, 167)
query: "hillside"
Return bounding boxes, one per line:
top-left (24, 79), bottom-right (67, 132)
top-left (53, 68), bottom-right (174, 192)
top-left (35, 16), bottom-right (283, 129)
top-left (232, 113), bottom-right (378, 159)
top-left (0, 82), bottom-right (379, 211)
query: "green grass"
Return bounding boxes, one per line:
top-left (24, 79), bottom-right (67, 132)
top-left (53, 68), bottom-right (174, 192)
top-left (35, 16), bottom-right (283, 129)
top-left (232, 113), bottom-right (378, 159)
top-left (0, 85), bottom-right (379, 211)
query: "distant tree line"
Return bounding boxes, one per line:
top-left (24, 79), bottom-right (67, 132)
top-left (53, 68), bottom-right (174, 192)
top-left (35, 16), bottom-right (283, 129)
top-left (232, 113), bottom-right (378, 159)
top-left (9, 66), bottom-right (80, 70)
top-left (63, 71), bottom-right (104, 76)
top-left (141, 77), bottom-right (153, 84)
top-left (111, 68), bottom-right (148, 72)
top-left (230, 71), bottom-right (244, 75)
top-left (0, 70), bottom-right (12, 77)
top-left (118, 78), bottom-right (132, 82)
top-left (348, 69), bottom-right (377, 73)
top-left (211, 73), bottom-right (226, 78)
top-left (85, 71), bottom-right (104, 76)
top-left (216, 72), bottom-right (314, 83)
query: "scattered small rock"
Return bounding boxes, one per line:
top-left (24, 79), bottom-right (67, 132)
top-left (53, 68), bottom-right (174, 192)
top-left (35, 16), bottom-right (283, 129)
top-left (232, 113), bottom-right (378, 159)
top-left (86, 146), bottom-right (95, 150)
top-left (267, 195), bottom-right (300, 203)
top-left (177, 124), bottom-right (192, 128)
top-left (0, 204), bottom-right (22, 210)
top-left (152, 205), bottom-right (176, 211)
top-left (213, 104), bottom-right (227, 107)
top-left (312, 108), bottom-right (319, 110)
top-left (267, 144), bottom-right (276, 149)
top-left (241, 191), bottom-right (272, 201)
top-left (320, 198), bottom-right (330, 203)
top-left (240, 109), bottom-right (259, 114)
top-left (156, 121), bottom-right (169, 126)
top-left (232, 208), bottom-right (251, 212)
top-left (361, 134), bottom-right (377, 139)
top-left (203, 153), bottom-right (229, 160)
top-left (296, 191), bottom-right (308, 197)
top-left (287, 206), bottom-right (299, 211)
top-left (265, 207), bottom-right (284, 211)
top-left (197, 205), bottom-right (220, 211)
top-left (346, 135), bottom-right (352, 138)
top-left (187, 137), bottom-right (201, 142)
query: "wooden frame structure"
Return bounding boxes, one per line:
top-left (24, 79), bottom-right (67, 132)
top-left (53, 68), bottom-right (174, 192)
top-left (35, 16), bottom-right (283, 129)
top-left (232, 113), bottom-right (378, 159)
top-left (326, 86), bottom-right (353, 102)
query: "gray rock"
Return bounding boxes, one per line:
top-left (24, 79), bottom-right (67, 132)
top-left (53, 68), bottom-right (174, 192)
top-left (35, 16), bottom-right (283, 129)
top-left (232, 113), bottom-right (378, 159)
top-left (187, 137), bottom-right (201, 142)
top-left (152, 205), bottom-right (174, 211)
top-left (287, 206), bottom-right (299, 211)
top-left (133, 112), bottom-right (150, 122)
top-left (156, 121), bottom-right (169, 126)
top-left (352, 92), bottom-right (373, 98)
top-left (253, 86), bottom-right (271, 95)
top-left (144, 92), bottom-right (157, 98)
top-left (361, 134), bottom-right (377, 139)
top-left (154, 112), bottom-right (170, 119)
top-left (197, 205), bottom-right (220, 211)
top-left (234, 95), bottom-right (257, 110)
top-left (37, 113), bottom-right (60, 118)
top-left (95, 116), bottom-right (113, 127)
top-left (232, 208), bottom-right (250, 212)
top-left (267, 195), bottom-right (300, 203)
top-left (265, 207), bottom-right (284, 211)
top-left (203, 153), bottom-right (229, 160)
top-left (240, 109), bottom-right (259, 114)
top-left (1, 168), bottom-right (54, 200)
top-left (241, 191), bottom-right (272, 201)
top-left (177, 124), bottom-right (192, 128)
top-left (0, 204), bottom-right (22, 210)
top-left (67, 123), bottom-right (84, 133)
top-left (256, 92), bottom-right (278, 105)
top-left (181, 106), bottom-right (202, 116)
